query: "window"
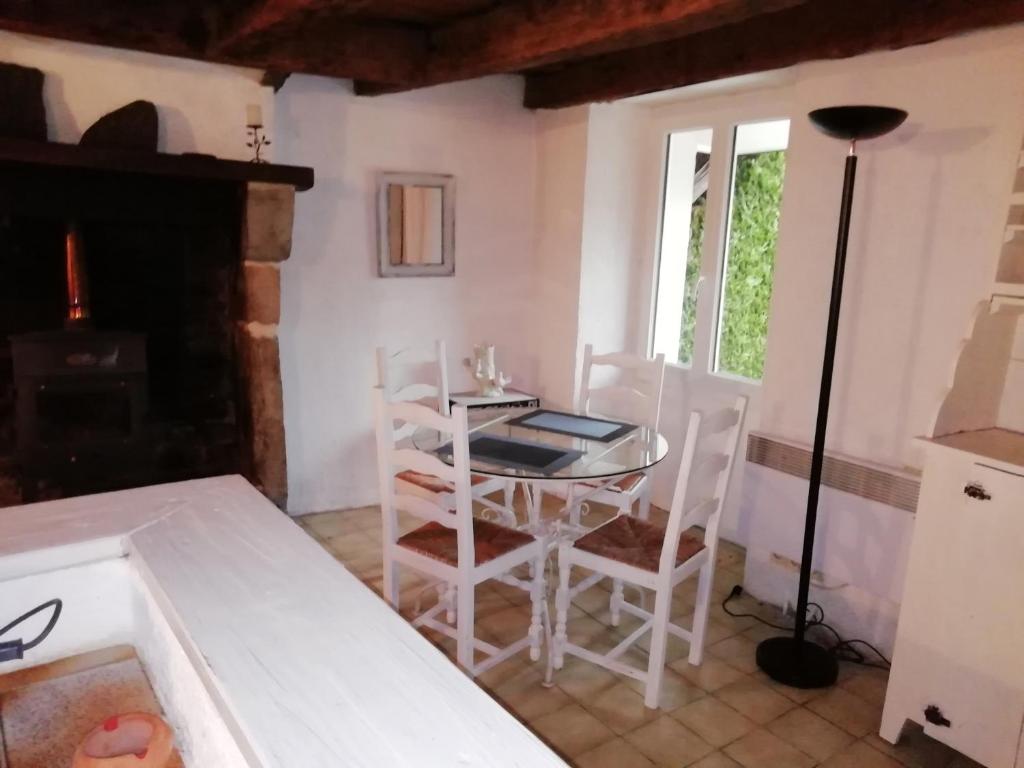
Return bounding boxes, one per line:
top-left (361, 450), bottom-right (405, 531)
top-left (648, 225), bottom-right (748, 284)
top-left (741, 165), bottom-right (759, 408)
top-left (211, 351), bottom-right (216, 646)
top-left (714, 120), bottom-right (789, 379)
top-left (650, 118), bottom-right (789, 381)
top-left (651, 128), bottom-right (712, 366)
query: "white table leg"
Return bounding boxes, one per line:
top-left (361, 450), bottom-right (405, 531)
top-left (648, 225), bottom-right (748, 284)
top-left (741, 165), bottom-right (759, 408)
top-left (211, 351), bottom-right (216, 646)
top-left (522, 481), bottom-right (544, 531)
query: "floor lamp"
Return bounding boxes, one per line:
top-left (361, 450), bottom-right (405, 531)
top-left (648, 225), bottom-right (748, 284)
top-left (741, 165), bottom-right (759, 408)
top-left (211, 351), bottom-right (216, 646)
top-left (756, 105), bottom-right (908, 688)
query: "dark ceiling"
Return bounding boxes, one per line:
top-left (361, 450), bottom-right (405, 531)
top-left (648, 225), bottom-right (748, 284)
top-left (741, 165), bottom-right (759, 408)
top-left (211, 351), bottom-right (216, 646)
top-left (2, 0), bottom-right (1023, 109)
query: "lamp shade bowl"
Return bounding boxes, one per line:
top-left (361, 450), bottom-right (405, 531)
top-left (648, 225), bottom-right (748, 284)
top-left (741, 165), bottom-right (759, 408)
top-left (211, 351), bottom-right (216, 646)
top-left (808, 106), bottom-right (908, 141)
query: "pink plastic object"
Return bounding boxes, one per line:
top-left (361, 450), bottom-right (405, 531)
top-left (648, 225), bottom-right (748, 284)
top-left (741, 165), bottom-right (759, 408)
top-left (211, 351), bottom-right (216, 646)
top-left (72, 712), bottom-right (173, 768)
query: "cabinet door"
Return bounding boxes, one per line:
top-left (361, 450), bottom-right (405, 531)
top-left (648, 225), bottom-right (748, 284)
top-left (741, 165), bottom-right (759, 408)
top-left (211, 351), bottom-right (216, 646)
top-left (930, 463), bottom-right (1024, 767)
top-left (953, 463), bottom-right (1024, 678)
top-left (892, 460), bottom-right (1024, 767)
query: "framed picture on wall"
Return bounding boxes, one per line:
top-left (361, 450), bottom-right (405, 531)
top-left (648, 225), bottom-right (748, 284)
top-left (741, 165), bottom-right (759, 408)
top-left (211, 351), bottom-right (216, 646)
top-left (377, 172), bottom-right (455, 277)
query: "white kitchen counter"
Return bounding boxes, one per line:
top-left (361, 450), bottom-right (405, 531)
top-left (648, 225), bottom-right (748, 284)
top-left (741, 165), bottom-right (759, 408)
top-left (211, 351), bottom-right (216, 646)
top-left (0, 476), bottom-right (565, 767)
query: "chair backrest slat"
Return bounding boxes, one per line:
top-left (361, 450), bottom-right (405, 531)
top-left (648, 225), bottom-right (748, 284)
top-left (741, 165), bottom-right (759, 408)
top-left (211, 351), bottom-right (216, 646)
top-left (579, 344), bottom-right (666, 430)
top-left (388, 400), bottom-right (455, 437)
top-left (587, 351), bottom-right (653, 370)
top-left (680, 496), bottom-right (720, 530)
top-left (658, 396), bottom-right (748, 576)
top-left (391, 382), bottom-right (442, 408)
top-left (376, 341), bottom-right (451, 416)
top-left (374, 387), bottom-right (472, 548)
top-left (391, 448), bottom-right (458, 484)
top-left (687, 451), bottom-right (729, 488)
top-left (393, 493), bottom-right (458, 528)
top-left (698, 405), bottom-right (741, 439)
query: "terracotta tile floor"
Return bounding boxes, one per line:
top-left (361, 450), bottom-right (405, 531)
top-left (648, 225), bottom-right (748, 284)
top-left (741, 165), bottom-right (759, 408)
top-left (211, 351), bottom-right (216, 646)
top-left (297, 500), bottom-right (980, 768)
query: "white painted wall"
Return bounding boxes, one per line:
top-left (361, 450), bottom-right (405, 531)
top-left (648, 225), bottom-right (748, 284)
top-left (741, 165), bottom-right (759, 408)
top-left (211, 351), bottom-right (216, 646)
top-left (761, 26), bottom-right (1024, 472)
top-left (0, 31), bottom-right (269, 159)
top-left (615, 25), bottom-right (1024, 647)
top-left (576, 104), bottom-right (646, 375)
top-left (275, 76), bottom-right (538, 512)
top-left (531, 103), bottom-right (653, 411)
top-left (531, 107), bottom-right (589, 408)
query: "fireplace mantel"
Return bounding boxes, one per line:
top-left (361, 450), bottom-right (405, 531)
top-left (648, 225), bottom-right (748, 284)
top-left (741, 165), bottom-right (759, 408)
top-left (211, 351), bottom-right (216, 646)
top-left (0, 137), bottom-right (314, 191)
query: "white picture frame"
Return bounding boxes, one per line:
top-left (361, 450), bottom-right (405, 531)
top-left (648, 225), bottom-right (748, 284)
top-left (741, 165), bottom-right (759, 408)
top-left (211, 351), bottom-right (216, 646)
top-left (377, 172), bottom-right (455, 277)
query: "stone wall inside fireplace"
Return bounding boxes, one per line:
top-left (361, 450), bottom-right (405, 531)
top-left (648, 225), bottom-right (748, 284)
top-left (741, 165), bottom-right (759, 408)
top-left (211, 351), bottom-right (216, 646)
top-left (0, 165), bottom-right (295, 509)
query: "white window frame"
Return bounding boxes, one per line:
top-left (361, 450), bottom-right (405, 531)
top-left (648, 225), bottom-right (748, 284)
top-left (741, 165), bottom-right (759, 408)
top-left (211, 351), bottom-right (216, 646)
top-left (641, 89), bottom-right (792, 391)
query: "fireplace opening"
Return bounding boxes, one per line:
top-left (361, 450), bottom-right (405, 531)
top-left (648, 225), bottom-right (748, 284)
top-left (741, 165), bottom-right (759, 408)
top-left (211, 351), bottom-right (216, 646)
top-left (37, 388), bottom-right (132, 443)
top-left (0, 164), bottom-right (248, 503)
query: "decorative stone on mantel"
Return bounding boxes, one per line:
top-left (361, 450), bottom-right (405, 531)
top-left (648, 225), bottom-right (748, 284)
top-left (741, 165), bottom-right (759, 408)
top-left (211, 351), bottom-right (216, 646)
top-left (238, 181), bottom-right (295, 509)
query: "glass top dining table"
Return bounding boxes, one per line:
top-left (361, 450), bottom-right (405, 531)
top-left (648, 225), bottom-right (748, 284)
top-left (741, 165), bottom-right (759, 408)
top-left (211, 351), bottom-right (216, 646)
top-left (411, 405), bottom-right (669, 483)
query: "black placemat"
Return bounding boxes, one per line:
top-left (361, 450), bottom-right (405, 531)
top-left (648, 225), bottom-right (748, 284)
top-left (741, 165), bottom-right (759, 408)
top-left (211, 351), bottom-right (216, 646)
top-left (436, 434), bottom-right (583, 475)
top-left (505, 409), bottom-right (637, 443)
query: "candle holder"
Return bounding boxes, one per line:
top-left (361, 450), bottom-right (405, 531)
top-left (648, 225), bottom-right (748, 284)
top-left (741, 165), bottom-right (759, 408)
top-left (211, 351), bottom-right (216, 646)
top-left (246, 124), bottom-right (271, 164)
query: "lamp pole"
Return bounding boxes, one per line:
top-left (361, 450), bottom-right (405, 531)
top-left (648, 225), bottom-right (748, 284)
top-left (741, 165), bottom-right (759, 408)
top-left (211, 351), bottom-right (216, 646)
top-left (756, 106), bottom-right (907, 689)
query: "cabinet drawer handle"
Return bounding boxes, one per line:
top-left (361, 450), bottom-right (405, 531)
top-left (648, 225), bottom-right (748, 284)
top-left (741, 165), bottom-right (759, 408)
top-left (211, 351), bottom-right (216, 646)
top-left (963, 483), bottom-right (991, 501)
top-left (924, 705), bottom-right (951, 728)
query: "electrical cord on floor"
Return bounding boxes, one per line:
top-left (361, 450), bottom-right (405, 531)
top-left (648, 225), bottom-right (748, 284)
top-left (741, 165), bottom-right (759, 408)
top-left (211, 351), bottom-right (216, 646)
top-left (720, 584), bottom-right (793, 631)
top-left (0, 598), bottom-right (63, 663)
top-left (723, 585), bottom-right (891, 670)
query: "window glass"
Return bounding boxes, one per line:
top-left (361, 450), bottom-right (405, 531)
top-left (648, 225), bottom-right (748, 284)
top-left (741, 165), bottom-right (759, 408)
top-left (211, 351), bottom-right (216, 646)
top-left (714, 119), bottom-right (790, 380)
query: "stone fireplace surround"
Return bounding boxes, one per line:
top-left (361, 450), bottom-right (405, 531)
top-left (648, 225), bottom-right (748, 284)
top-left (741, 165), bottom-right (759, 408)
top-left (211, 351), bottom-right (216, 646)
top-left (238, 180), bottom-right (296, 508)
top-left (0, 138), bottom-right (311, 509)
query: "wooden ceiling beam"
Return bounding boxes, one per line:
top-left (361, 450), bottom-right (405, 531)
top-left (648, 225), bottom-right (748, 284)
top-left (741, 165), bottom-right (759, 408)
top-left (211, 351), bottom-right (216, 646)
top-left (209, 0), bottom-right (375, 55)
top-left (524, 0), bottom-right (1024, 109)
top-left (0, 0), bottom-right (428, 86)
top-left (428, 0), bottom-right (808, 80)
top-left (219, 19), bottom-right (429, 84)
top-left (208, 0), bottom-right (429, 84)
top-left (0, 0), bottom-right (212, 58)
top-left (352, 0), bottom-right (809, 94)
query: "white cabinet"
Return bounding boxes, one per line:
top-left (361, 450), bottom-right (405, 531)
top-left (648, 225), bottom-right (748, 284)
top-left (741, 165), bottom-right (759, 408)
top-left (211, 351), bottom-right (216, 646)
top-left (880, 431), bottom-right (1024, 767)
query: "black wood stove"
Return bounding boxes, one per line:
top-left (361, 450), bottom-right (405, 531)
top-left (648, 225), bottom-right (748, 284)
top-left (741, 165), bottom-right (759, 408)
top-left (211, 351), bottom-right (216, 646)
top-left (9, 224), bottom-right (147, 500)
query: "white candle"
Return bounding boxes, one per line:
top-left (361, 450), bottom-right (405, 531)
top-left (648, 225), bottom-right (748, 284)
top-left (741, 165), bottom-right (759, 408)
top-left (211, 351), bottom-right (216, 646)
top-left (246, 104), bottom-right (262, 127)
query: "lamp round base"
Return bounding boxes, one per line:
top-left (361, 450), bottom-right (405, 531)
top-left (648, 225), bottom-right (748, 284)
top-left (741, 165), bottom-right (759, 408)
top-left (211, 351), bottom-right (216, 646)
top-left (756, 636), bottom-right (838, 689)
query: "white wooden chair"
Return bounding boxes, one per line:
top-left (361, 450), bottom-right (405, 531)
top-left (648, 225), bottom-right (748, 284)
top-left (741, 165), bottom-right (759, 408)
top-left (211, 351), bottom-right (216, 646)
top-left (376, 342), bottom-right (514, 522)
top-left (374, 388), bottom-right (547, 675)
top-left (545, 345), bottom-right (666, 526)
top-left (552, 396), bottom-right (747, 708)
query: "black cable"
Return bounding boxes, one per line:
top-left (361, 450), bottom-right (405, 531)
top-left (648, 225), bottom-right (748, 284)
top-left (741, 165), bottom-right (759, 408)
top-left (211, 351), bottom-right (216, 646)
top-left (721, 584), bottom-right (793, 631)
top-left (829, 638), bottom-right (891, 669)
top-left (0, 598), bottom-right (63, 661)
top-left (723, 586), bottom-right (891, 670)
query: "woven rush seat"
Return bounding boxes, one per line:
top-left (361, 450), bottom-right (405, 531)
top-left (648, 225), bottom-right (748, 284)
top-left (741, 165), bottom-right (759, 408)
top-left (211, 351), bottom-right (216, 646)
top-left (396, 469), bottom-right (488, 495)
top-left (579, 472), bottom-right (645, 493)
top-left (574, 515), bottom-right (704, 573)
top-left (398, 519), bottom-right (536, 566)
